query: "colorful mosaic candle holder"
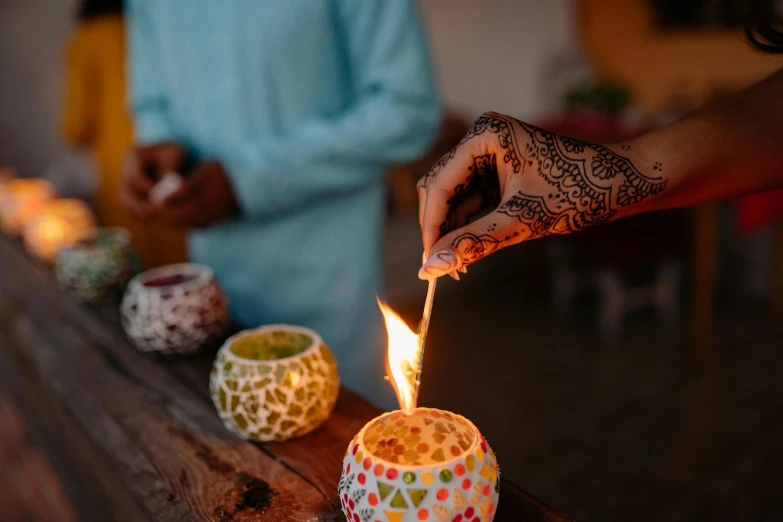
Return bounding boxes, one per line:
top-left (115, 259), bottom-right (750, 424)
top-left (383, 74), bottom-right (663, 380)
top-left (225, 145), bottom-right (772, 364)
top-left (23, 199), bottom-right (96, 263)
top-left (0, 178), bottom-right (55, 235)
top-left (121, 263), bottom-right (229, 357)
top-left (339, 408), bottom-right (500, 522)
top-left (55, 228), bottom-right (139, 304)
top-left (210, 324), bottom-right (340, 442)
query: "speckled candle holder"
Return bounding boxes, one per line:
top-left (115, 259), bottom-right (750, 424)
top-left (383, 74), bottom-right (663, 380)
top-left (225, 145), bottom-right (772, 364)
top-left (56, 228), bottom-right (138, 304)
top-left (121, 263), bottom-right (229, 357)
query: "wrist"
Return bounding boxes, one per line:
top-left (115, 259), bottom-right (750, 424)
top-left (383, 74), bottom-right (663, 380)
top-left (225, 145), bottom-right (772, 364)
top-left (606, 135), bottom-right (673, 220)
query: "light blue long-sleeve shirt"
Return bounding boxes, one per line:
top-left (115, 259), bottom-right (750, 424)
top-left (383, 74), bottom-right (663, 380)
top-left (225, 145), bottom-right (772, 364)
top-left (127, 0), bottom-right (441, 408)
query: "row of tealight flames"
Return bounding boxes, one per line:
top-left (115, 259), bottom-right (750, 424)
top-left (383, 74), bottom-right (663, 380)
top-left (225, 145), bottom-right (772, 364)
top-left (0, 174), bottom-right (94, 262)
top-left (0, 168), bottom-right (501, 522)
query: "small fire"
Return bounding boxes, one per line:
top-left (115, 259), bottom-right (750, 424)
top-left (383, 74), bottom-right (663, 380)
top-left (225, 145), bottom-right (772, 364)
top-left (377, 298), bottom-right (421, 414)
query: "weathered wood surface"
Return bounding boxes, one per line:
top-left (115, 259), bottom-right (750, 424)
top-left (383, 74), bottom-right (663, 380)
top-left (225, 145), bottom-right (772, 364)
top-left (0, 234), bottom-right (572, 522)
top-left (0, 386), bottom-right (78, 522)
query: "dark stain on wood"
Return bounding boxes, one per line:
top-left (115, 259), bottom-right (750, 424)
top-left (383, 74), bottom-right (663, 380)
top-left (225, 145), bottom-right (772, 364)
top-left (168, 425), bottom-right (284, 518)
top-left (235, 472), bottom-right (276, 513)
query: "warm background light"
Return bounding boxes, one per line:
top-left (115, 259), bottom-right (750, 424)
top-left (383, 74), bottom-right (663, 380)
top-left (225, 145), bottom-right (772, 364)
top-left (23, 199), bottom-right (95, 263)
top-left (0, 178), bottom-right (55, 235)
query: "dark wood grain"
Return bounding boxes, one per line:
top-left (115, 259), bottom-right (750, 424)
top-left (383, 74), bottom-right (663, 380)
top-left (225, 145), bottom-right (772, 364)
top-left (0, 235), bottom-right (340, 522)
top-left (0, 386), bottom-right (79, 522)
top-left (0, 234), bottom-right (572, 522)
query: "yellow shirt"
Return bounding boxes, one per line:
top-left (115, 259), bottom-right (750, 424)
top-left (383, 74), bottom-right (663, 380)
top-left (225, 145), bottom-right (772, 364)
top-left (62, 15), bottom-right (186, 268)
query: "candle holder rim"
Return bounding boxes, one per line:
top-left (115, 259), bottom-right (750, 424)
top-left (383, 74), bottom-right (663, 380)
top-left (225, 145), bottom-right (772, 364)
top-left (220, 323), bottom-right (325, 364)
top-left (129, 262), bottom-right (214, 292)
top-left (6, 178), bottom-right (55, 191)
top-left (355, 407), bottom-right (481, 471)
top-left (65, 227), bottom-right (132, 250)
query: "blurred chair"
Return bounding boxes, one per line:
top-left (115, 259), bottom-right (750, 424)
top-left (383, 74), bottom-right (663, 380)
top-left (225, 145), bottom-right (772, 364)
top-left (547, 210), bottom-right (689, 341)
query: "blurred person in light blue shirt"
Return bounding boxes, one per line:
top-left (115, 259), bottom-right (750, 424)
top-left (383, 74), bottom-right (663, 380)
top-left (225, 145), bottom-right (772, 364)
top-left (119, 0), bottom-right (441, 409)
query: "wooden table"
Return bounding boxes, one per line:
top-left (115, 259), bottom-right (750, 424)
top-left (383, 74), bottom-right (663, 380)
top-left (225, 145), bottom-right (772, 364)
top-left (0, 234), bottom-right (571, 522)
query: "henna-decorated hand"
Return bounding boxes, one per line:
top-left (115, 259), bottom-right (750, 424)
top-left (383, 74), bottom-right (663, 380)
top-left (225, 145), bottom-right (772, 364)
top-left (120, 142), bottom-right (188, 221)
top-left (417, 112), bottom-right (668, 279)
top-left (157, 160), bottom-right (240, 229)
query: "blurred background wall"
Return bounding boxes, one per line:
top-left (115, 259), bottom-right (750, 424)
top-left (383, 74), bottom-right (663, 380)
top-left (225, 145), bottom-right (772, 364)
top-left (583, 0), bottom-right (783, 111)
top-left (420, 0), bottom-right (576, 119)
top-left (0, 0), bottom-right (78, 177)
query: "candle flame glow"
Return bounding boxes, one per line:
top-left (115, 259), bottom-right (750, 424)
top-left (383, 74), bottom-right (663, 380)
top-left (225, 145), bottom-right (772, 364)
top-left (377, 297), bottom-right (421, 414)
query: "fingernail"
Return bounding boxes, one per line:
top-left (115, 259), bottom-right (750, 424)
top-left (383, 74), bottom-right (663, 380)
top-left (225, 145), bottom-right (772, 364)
top-left (418, 249), bottom-right (459, 280)
top-left (448, 271), bottom-right (460, 281)
top-left (459, 266), bottom-right (468, 274)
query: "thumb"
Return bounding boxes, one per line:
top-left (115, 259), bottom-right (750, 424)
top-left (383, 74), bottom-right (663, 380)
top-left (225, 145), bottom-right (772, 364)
top-left (156, 145), bottom-right (186, 175)
top-left (417, 210), bottom-right (524, 280)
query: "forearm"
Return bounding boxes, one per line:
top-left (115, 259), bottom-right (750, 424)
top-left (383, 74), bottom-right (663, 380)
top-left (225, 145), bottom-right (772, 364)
top-left (618, 69), bottom-right (783, 218)
top-left (228, 98), bottom-right (440, 219)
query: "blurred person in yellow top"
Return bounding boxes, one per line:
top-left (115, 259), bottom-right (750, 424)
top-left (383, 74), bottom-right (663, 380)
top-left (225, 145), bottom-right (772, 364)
top-left (61, 0), bottom-right (186, 268)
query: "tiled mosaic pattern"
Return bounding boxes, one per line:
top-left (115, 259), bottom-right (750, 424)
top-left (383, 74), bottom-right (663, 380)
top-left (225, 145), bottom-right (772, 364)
top-left (56, 229), bottom-right (138, 304)
top-left (121, 264), bottom-right (228, 357)
top-left (210, 326), bottom-right (340, 442)
top-left (340, 409), bottom-right (500, 522)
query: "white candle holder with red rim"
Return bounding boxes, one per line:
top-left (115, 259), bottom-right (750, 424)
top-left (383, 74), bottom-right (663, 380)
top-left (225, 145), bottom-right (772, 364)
top-left (120, 263), bottom-right (229, 357)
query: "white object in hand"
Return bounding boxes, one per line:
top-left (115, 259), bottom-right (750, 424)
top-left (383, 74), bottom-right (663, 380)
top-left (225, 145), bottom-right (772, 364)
top-left (149, 172), bottom-right (183, 203)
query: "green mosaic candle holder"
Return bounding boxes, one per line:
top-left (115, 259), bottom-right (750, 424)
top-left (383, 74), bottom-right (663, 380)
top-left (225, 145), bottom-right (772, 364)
top-left (55, 228), bottom-right (138, 304)
top-left (210, 324), bottom-right (340, 442)
top-left (339, 408), bottom-right (501, 522)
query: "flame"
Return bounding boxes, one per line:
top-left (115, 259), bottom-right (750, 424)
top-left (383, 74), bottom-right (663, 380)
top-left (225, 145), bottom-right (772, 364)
top-left (377, 297), bottom-right (421, 413)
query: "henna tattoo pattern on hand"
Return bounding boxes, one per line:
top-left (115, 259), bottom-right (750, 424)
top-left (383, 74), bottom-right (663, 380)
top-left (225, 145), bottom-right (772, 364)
top-left (451, 231), bottom-right (502, 265)
top-left (427, 113), bottom-right (668, 264)
top-left (440, 153), bottom-right (502, 236)
top-left (418, 114), bottom-right (522, 191)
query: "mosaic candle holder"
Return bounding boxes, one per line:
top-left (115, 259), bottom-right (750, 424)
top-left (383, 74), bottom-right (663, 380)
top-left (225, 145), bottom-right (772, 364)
top-left (0, 179), bottom-right (55, 235)
top-left (210, 325), bottom-right (340, 442)
top-left (23, 199), bottom-right (96, 263)
top-left (340, 408), bottom-right (500, 522)
top-left (121, 263), bottom-right (229, 357)
top-left (55, 228), bottom-right (138, 304)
